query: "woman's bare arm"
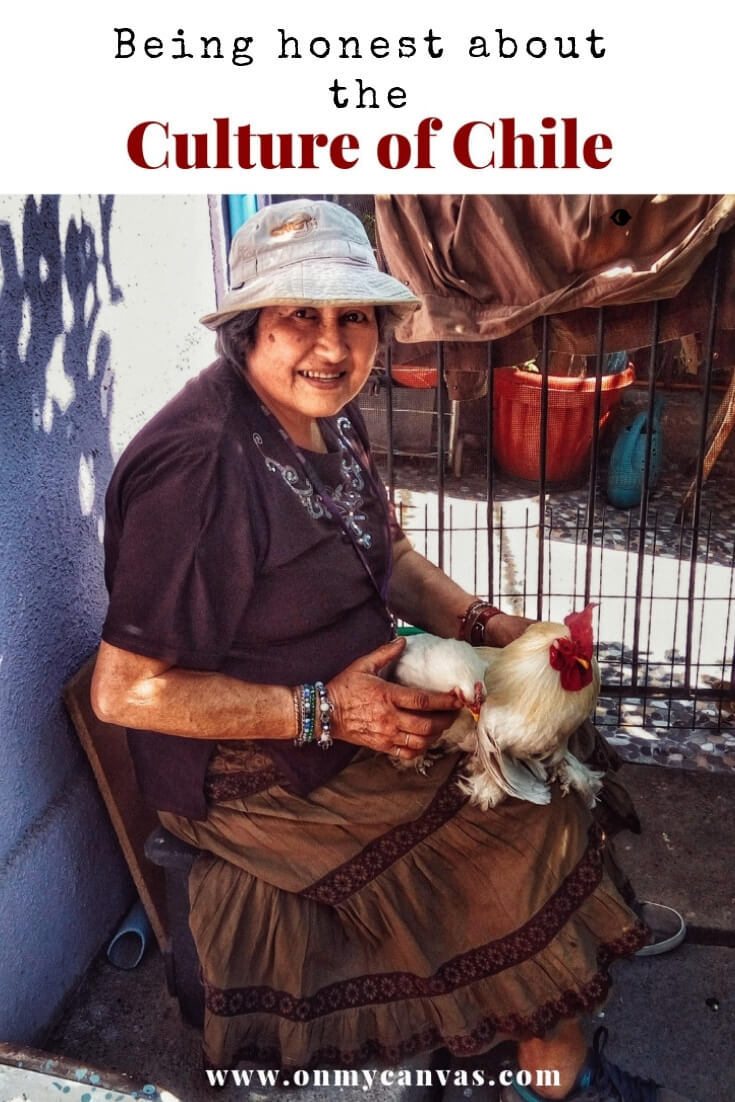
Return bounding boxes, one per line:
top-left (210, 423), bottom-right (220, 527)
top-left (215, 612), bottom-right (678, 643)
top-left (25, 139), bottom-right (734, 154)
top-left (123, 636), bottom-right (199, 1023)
top-left (91, 636), bottom-right (461, 761)
top-left (91, 640), bottom-right (296, 741)
top-left (387, 534), bottom-right (533, 646)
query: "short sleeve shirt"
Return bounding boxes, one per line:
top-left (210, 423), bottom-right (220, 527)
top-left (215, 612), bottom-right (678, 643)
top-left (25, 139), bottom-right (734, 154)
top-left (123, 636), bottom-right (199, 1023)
top-left (102, 358), bottom-right (396, 818)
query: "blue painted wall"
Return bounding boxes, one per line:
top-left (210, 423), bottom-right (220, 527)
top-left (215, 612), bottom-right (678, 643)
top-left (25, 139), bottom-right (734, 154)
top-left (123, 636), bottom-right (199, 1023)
top-left (0, 195), bottom-right (218, 1041)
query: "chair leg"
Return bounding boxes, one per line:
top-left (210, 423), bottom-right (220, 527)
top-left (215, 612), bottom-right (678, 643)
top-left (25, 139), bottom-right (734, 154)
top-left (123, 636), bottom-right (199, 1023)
top-left (145, 827), bottom-right (205, 1028)
top-left (163, 866), bottom-right (205, 1027)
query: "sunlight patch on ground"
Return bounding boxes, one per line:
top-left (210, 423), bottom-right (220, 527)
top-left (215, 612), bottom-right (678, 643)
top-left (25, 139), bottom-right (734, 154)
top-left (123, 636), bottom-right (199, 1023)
top-left (394, 485), bottom-right (735, 681)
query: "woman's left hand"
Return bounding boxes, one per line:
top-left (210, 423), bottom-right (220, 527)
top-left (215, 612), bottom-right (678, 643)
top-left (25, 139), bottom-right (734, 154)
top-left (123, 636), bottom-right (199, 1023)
top-left (326, 637), bottom-right (462, 762)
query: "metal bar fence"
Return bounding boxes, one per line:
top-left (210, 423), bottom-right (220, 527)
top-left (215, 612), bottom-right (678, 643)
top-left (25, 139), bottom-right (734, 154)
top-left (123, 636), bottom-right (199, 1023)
top-left (361, 245), bottom-right (732, 739)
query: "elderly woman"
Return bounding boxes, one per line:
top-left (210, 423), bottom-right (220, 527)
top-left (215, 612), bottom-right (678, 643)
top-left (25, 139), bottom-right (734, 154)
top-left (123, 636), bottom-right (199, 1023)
top-left (92, 200), bottom-right (687, 1102)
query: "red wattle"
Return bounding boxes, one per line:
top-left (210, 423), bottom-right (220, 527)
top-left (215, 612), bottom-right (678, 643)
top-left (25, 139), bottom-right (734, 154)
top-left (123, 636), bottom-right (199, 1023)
top-left (549, 638), bottom-right (594, 692)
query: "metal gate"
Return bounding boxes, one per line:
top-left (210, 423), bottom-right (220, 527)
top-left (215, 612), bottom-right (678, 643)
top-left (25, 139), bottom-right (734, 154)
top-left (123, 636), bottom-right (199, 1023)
top-left (367, 242), bottom-right (735, 763)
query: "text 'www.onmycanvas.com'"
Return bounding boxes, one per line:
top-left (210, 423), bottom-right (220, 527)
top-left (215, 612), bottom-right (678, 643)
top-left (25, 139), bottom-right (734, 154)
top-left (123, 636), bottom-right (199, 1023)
top-left (204, 1066), bottom-right (562, 1091)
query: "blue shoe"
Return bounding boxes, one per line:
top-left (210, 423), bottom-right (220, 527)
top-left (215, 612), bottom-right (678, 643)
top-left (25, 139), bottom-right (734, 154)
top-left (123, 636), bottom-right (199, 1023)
top-left (498, 1027), bottom-right (691, 1101)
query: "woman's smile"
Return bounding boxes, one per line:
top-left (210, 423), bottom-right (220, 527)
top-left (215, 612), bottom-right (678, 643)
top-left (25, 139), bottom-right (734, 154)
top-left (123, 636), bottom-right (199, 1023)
top-left (245, 304), bottom-right (378, 446)
top-left (297, 368), bottom-right (348, 383)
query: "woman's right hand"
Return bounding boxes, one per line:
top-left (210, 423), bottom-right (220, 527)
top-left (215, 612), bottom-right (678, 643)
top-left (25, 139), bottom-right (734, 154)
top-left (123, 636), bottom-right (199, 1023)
top-left (326, 637), bottom-right (462, 763)
top-left (483, 611), bottom-right (535, 647)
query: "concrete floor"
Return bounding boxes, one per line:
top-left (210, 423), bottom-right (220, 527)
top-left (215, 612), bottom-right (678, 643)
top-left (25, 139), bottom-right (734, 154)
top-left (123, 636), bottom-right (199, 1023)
top-left (31, 761), bottom-right (734, 1102)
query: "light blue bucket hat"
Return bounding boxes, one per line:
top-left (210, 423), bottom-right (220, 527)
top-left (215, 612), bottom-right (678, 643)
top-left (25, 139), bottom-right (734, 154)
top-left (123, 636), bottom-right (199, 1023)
top-left (201, 198), bottom-right (420, 329)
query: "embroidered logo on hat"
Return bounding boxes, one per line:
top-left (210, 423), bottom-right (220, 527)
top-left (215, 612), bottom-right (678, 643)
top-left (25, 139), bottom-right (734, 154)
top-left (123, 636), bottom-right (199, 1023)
top-left (270, 214), bottom-right (317, 238)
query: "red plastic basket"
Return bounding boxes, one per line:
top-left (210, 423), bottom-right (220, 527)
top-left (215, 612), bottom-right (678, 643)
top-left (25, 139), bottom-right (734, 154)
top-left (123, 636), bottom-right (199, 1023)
top-left (492, 365), bottom-right (635, 487)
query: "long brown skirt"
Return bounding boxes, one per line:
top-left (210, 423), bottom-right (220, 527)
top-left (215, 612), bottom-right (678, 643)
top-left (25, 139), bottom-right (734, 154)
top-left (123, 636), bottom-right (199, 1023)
top-left (160, 744), bottom-right (648, 1070)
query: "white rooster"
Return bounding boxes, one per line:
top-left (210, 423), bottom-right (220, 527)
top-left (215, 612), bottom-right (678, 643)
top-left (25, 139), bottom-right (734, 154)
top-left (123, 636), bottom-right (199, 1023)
top-left (392, 606), bottom-right (603, 810)
top-left (392, 634), bottom-right (489, 718)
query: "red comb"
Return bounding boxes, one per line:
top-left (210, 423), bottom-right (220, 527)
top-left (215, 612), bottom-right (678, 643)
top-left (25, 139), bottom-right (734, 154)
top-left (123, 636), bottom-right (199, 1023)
top-left (563, 603), bottom-right (598, 653)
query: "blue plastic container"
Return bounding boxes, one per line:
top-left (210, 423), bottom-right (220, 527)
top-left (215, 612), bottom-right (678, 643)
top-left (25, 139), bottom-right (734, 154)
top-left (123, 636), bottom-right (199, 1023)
top-left (606, 397), bottom-right (664, 508)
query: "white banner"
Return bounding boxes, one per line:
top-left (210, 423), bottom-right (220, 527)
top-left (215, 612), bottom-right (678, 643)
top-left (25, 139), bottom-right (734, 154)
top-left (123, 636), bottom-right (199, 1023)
top-left (0, 0), bottom-right (730, 191)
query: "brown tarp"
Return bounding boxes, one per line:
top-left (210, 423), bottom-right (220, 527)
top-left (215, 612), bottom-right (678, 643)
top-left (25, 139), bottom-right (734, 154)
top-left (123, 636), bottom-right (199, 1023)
top-left (376, 196), bottom-right (735, 386)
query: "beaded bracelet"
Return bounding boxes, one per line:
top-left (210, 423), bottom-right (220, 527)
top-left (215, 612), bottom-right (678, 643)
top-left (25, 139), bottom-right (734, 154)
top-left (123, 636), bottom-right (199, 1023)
top-left (293, 683), bottom-right (316, 746)
top-left (458, 599), bottom-right (503, 646)
top-left (314, 681), bottom-right (334, 750)
top-left (292, 681), bottom-right (334, 749)
top-left (291, 685), bottom-right (302, 740)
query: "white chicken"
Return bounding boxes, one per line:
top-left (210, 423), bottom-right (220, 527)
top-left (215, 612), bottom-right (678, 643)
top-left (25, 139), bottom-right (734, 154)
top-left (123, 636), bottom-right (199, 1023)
top-left (392, 634), bottom-right (489, 717)
top-left (392, 606), bottom-right (603, 810)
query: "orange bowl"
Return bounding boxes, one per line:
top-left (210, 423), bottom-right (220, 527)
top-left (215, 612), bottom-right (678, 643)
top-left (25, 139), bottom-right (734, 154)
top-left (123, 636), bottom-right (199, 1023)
top-left (390, 364), bottom-right (438, 388)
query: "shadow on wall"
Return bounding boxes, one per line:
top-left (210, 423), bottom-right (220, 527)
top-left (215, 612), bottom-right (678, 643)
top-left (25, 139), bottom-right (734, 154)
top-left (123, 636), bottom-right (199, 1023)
top-left (0, 194), bottom-right (124, 845)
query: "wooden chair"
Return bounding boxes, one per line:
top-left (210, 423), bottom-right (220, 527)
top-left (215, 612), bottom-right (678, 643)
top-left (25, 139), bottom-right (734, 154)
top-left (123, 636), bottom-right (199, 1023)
top-left (64, 656), bottom-right (204, 1027)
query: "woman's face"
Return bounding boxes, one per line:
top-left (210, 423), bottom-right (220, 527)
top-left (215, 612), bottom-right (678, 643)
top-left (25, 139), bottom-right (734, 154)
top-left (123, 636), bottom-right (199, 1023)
top-left (244, 304), bottom-right (379, 446)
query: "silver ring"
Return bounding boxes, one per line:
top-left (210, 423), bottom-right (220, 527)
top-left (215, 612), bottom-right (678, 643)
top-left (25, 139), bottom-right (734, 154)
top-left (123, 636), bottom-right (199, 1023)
top-left (404, 732), bottom-right (411, 747)
top-left (392, 746), bottom-right (401, 760)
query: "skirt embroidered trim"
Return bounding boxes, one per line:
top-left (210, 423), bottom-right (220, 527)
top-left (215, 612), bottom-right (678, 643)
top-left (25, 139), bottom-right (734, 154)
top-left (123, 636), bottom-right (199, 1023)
top-left (201, 823), bottom-right (634, 1023)
top-left (217, 924), bottom-right (647, 1069)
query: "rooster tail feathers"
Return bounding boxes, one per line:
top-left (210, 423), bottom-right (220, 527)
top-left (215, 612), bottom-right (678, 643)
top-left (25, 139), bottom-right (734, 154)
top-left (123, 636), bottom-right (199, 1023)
top-left (556, 750), bottom-right (604, 807)
top-left (456, 767), bottom-right (505, 810)
top-left (494, 753), bottom-right (552, 804)
top-left (473, 710), bottom-right (514, 782)
top-left (470, 721), bottom-right (551, 806)
top-left (459, 748), bottom-right (551, 808)
top-left (522, 757), bottom-right (548, 782)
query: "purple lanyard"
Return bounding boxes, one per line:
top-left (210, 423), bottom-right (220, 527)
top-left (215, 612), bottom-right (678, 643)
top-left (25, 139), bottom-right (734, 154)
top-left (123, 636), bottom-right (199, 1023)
top-left (263, 406), bottom-right (394, 607)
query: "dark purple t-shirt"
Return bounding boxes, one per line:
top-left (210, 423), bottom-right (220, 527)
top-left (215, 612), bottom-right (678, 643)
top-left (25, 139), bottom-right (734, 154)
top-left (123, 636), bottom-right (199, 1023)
top-left (102, 358), bottom-right (396, 819)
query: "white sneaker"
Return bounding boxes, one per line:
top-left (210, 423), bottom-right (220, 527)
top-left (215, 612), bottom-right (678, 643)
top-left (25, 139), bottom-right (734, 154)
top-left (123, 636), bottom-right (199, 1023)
top-left (633, 901), bottom-right (686, 957)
